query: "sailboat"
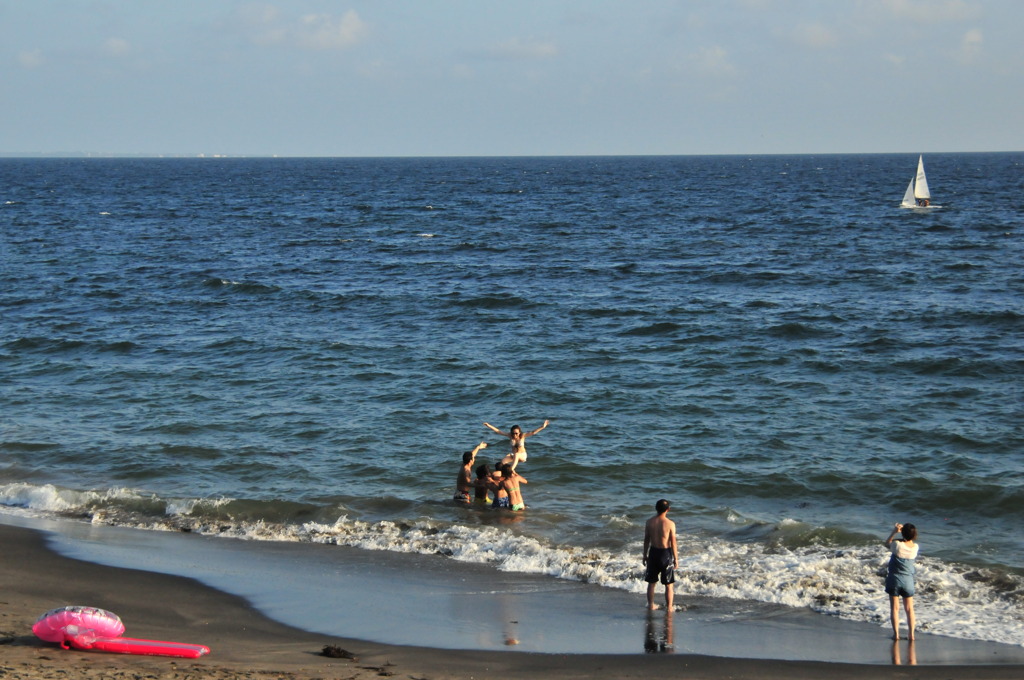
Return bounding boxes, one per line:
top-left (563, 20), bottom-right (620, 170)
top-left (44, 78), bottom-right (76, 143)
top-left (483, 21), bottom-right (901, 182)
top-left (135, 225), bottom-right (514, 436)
top-left (900, 155), bottom-right (938, 209)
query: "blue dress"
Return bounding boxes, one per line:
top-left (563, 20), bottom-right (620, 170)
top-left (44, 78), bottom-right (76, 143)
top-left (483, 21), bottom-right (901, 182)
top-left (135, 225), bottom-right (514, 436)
top-left (885, 540), bottom-right (917, 597)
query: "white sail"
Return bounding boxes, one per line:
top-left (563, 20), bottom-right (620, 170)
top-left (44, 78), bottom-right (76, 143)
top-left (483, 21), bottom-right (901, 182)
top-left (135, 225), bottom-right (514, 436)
top-left (900, 155), bottom-right (937, 208)
top-left (914, 155), bottom-right (931, 199)
top-left (901, 177), bottom-right (916, 208)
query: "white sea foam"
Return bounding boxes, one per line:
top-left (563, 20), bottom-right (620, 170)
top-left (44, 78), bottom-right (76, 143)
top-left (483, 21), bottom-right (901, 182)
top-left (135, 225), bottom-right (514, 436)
top-left (0, 482), bottom-right (144, 514)
top-left (2, 482), bottom-right (1022, 647)
top-left (163, 497), bottom-right (233, 516)
top-left (0, 483), bottom-right (79, 512)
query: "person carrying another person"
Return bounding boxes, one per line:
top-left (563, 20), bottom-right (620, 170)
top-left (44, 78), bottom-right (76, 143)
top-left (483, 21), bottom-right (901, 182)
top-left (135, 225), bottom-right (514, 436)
top-left (489, 463), bottom-right (511, 509)
top-left (499, 465), bottom-right (528, 512)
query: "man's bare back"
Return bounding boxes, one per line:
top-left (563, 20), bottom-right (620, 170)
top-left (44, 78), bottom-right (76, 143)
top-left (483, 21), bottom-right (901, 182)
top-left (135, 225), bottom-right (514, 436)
top-left (645, 514), bottom-right (676, 550)
top-left (642, 499), bottom-right (678, 611)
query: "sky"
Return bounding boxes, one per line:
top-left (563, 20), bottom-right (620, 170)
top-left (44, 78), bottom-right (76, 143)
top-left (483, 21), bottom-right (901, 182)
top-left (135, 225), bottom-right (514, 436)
top-left (2, 0), bottom-right (1022, 157)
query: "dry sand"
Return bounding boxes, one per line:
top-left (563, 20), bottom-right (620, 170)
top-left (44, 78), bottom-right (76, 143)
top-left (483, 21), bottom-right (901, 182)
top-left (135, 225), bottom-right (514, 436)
top-left (2, 523), bottom-right (1022, 679)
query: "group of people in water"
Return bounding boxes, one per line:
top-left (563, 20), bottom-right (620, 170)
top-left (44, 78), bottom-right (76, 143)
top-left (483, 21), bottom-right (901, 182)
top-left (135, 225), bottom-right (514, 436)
top-left (454, 418), bottom-right (921, 641)
top-left (453, 420), bottom-right (548, 511)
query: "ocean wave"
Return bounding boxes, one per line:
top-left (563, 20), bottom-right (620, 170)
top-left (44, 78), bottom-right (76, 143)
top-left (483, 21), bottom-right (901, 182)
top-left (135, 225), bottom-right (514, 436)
top-left (700, 270), bottom-right (795, 285)
top-left (2, 481), bottom-right (1022, 647)
top-left (893, 356), bottom-right (1008, 378)
top-left (570, 306), bottom-right (647, 318)
top-left (765, 322), bottom-right (831, 339)
top-left (620, 321), bottom-right (682, 337)
top-left (0, 441), bottom-right (62, 453)
top-left (446, 294), bottom-right (536, 310)
top-left (201, 277), bottom-right (281, 295)
top-left (3, 336), bottom-right (140, 355)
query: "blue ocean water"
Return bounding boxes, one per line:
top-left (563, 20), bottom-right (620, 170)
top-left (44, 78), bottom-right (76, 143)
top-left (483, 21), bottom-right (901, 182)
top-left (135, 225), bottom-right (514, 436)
top-left (2, 154), bottom-right (1022, 645)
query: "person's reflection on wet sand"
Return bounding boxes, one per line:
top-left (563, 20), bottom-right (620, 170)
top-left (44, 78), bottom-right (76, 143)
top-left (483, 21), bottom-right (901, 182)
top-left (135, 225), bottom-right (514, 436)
top-left (891, 639), bottom-right (917, 665)
top-left (644, 610), bottom-right (675, 653)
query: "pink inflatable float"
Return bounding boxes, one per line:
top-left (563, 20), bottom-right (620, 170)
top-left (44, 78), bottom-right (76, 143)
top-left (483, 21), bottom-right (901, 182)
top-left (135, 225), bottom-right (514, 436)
top-left (33, 605), bottom-right (125, 642)
top-left (33, 606), bottom-right (210, 659)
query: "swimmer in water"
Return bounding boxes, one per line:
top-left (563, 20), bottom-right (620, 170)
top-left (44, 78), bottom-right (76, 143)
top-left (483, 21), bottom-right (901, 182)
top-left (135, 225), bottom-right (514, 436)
top-left (499, 465), bottom-right (528, 511)
top-left (454, 442), bottom-right (487, 504)
top-left (483, 420), bottom-right (549, 471)
top-left (488, 463), bottom-right (511, 508)
top-left (473, 462), bottom-right (493, 505)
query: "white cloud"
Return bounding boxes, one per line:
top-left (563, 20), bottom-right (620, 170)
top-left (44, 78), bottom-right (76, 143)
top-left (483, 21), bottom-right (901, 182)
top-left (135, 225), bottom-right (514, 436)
top-left (235, 3), bottom-right (290, 47)
top-left (475, 38), bottom-right (559, 61)
top-left (236, 6), bottom-right (367, 51)
top-left (790, 23), bottom-right (838, 49)
top-left (691, 45), bottom-right (738, 78)
top-left (355, 59), bottom-right (400, 80)
top-left (873, 0), bottom-right (979, 24)
top-left (238, 2), bottom-right (280, 26)
top-left (295, 11), bottom-right (367, 50)
top-left (17, 49), bottom-right (44, 69)
top-left (103, 38), bottom-right (132, 57)
top-left (956, 27), bottom-right (983, 63)
top-left (451, 63), bottom-right (476, 79)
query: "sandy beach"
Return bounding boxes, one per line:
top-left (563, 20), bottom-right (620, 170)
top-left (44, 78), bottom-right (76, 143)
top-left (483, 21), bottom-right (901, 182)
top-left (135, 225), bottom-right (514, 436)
top-left (2, 523), bottom-right (1024, 680)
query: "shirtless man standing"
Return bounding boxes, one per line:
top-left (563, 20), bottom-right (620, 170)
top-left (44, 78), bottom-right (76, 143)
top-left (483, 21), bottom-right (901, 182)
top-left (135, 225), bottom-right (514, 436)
top-left (454, 442), bottom-right (487, 504)
top-left (642, 499), bottom-right (678, 611)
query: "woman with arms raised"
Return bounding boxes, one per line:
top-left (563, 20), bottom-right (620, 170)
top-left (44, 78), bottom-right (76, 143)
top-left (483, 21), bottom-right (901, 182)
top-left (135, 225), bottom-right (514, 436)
top-left (483, 420), bottom-right (549, 471)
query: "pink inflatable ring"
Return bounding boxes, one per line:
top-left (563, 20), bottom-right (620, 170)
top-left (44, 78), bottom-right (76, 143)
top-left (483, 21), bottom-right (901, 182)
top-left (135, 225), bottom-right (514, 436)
top-left (33, 605), bottom-right (210, 658)
top-left (33, 606), bottom-right (124, 644)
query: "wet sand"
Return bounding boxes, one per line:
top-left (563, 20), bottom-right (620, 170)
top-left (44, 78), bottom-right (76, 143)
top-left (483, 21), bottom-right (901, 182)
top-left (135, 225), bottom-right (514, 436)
top-left (2, 522), bottom-right (1023, 679)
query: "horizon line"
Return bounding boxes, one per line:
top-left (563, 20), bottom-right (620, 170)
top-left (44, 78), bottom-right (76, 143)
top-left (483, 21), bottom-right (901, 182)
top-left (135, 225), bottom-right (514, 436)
top-left (2, 149), bottom-right (1021, 160)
